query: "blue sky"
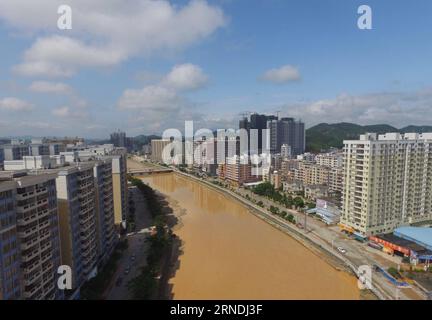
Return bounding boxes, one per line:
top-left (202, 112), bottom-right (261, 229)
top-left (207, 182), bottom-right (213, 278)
top-left (0, 0), bottom-right (432, 138)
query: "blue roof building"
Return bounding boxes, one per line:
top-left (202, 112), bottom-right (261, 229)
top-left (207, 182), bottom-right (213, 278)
top-left (394, 227), bottom-right (432, 252)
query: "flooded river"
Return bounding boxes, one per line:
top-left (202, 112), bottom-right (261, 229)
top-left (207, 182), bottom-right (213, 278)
top-left (141, 172), bottom-right (359, 299)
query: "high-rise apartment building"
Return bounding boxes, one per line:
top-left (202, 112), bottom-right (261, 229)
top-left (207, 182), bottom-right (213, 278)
top-left (110, 130), bottom-right (126, 148)
top-left (93, 160), bottom-right (116, 262)
top-left (30, 144), bottom-right (50, 157)
top-left (151, 139), bottom-right (171, 163)
top-left (55, 164), bottom-right (99, 290)
top-left (0, 148), bottom-right (4, 169)
top-left (341, 133), bottom-right (432, 236)
top-left (0, 171), bottom-right (62, 300)
top-left (0, 181), bottom-right (21, 300)
top-left (239, 113), bottom-right (275, 153)
top-left (267, 117), bottom-right (305, 156)
top-left (1, 144), bottom-right (30, 161)
top-left (108, 152), bottom-right (128, 227)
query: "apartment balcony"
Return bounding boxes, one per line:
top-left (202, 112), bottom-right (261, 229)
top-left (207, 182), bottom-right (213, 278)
top-left (21, 235), bottom-right (40, 251)
top-left (38, 230), bottom-right (51, 242)
top-left (23, 271), bottom-right (42, 287)
top-left (80, 230), bottom-right (95, 246)
top-left (42, 283), bottom-right (55, 296)
top-left (80, 219), bottom-right (95, 233)
top-left (38, 219), bottom-right (50, 230)
top-left (42, 273), bottom-right (54, 287)
top-left (23, 285), bottom-right (43, 300)
top-left (35, 198), bottom-right (48, 208)
top-left (78, 174), bottom-right (93, 182)
top-left (23, 259), bottom-right (41, 275)
top-left (16, 202), bottom-right (37, 215)
top-left (18, 224), bottom-right (38, 238)
top-left (17, 211), bottom-right (39, 226)
top-left (21, 249), bottom-right (40, 263)
top-left (16, 192), bottom-right (35, 202)
top-left (39, 240), bottom-right (52, 254)
top-left (79, 209), bottom-right (94, 221)
top-left (41, 261), bottom-right (53, 273)
top-left (40, 252), bottom-right (52, 265)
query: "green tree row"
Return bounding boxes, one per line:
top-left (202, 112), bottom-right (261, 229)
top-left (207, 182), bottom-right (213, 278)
top-left (252, 182), bottom-right (304, 208)
top-left (127, 177), bottom-right (172, 299)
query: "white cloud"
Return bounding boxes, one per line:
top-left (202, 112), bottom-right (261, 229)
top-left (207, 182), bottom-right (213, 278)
top-left (162, 63), bottom-right (208, 91)
top-left (13, 60), bottom-right (74, 78)
top-left (261, 65), bottom-right (301, 83)
top-left (118, 85), bottom-right (181, 111)
top-left (52, 105), bottom-right (87, 119)
top-left (29, 80), bottom-right (73, 94)
top-left (1, 0), bottom-right (226, 78)
top-left (117, 63), bottom-right (210, 131)
top-left (282, 88), bottom-right (432, 128)
top-left (14, 36), bottom-right (127, 77)
top-left (0, 97), bottom-right (34, 111)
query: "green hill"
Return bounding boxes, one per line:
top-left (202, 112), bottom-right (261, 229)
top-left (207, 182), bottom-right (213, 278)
top-left (306, 123), bottom-right (431, 152)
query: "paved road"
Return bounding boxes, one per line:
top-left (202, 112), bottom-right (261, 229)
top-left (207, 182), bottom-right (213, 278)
top-left (106, 186), bottom-right (153, 300)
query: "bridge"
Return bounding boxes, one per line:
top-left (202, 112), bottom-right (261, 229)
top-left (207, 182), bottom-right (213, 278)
top-left (127, 168), bottom-right (173, 176)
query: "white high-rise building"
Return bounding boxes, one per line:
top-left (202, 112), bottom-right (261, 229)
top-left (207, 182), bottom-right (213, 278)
top-left (341, 132), bottom-right (432, 236)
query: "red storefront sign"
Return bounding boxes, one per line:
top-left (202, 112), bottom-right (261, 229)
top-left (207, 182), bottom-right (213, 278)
top-left (369, 236), bottom-right (410, 256)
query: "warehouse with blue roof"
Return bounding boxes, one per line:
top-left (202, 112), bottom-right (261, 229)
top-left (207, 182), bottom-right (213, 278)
top-left (394, 227), bottom-right (432, 264)
top-left (394, 227), bottom-right (432, 251)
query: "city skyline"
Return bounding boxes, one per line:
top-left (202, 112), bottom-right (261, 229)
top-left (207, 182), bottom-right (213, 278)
top-left (0, 0), bottom-right (432, 138)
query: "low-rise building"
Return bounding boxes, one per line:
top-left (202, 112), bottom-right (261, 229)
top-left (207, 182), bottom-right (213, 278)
top-left (304, 184), bottom-right (329, 201)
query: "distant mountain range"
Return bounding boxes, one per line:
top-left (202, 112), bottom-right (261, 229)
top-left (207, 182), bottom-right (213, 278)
top-left (306, 123), bottom-right (432, 152)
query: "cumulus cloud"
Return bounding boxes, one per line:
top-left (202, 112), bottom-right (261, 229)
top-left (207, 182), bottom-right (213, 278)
top-left (29, 80), bottom-right (73, 94)
top-left (162, 63), bottom-right (208, 91)
top-left (118, 85), bottom-right (181, 112)
top-left (0, 97), bottom-right (34, 111)
top-left (261, 65), bottom-right (301, 83)
top-left (282, 88), bottom-right (432, 128)
top-left (117, 63), bottom-right (211, 131)
top-left (52, 105), bottom-right (87, 119)
top-left (1, 0), bottom-right (226, 78)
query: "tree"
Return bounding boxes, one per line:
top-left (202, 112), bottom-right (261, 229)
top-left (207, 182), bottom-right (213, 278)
top-left (293, 197), bottom-right (304, 208)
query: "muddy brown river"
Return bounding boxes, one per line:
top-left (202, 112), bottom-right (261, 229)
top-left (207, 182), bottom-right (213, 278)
top-left (141, 172), bottom-right (359, 299)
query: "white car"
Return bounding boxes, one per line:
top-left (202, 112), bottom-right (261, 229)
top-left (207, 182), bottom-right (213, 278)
top-left (337, 246), bottom-right (347, 254)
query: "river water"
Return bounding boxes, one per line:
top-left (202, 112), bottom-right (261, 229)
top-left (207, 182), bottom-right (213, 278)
top-left (141, 173), bottom-right (359, 299)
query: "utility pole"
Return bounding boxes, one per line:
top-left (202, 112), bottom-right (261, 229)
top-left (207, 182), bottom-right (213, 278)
top-left (304, 209), bottom-right (307, 233)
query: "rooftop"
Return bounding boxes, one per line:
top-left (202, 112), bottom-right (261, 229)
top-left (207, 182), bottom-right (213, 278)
top-left (394, 227), bottom-right (432, 251)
